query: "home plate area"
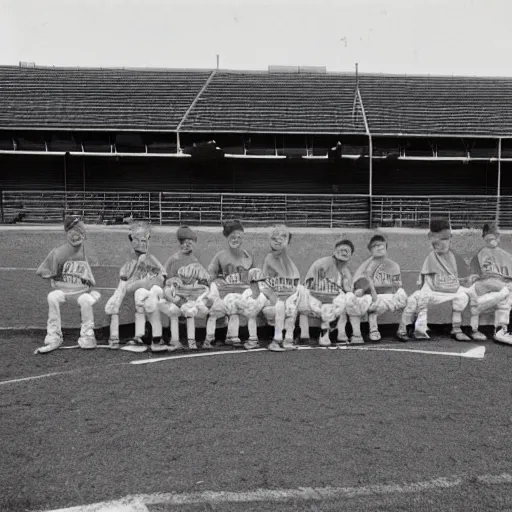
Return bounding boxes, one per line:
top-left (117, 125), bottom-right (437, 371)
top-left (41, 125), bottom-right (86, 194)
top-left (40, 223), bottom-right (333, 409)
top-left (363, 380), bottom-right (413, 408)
top-left (1, 332), bottom-right (512, 512)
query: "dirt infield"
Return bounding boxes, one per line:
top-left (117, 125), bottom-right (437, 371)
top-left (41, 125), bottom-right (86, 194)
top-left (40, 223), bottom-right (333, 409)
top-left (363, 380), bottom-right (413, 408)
top-left (1, 331), bottom-right (512, 512)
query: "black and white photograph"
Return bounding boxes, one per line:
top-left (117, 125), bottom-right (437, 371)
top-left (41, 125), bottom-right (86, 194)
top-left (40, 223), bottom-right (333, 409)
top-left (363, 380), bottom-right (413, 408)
top-left (1, 1), bottom-right (512, 511)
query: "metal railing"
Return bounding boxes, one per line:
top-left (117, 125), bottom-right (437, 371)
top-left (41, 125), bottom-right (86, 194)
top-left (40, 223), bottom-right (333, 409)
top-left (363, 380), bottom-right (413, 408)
top-left (0, 190), bottom-right (509, 228)
top-left (0, 190), bottom-right (369, 227)
top-left (370, 195), bottom-right (506, 229)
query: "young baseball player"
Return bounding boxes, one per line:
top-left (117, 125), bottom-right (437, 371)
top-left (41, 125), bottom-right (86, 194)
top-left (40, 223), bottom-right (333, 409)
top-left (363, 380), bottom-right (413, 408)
top-left (299, 239), bottom-right (358, 346)
top-left (397, 218), bottom-right (472, 342)
top-left (105, 220), bottom-right (167, 352)
top-left (351, 234), bottom-right (408, 341)
top-left (260, 225), bottom-right (304, 352)
top-left (466, 223), bottom-right (512, 344)
top-left (207, 220), bottom-right (266, 349)
top-left (35, 216), bottom-right (101, 354)
top-left (162, 226), bottom-right (212, 350)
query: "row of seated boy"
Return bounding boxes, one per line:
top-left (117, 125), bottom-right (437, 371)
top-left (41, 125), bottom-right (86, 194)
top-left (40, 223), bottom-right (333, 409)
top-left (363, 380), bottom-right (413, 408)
top-left (34, 216), bottom-right (512, 354)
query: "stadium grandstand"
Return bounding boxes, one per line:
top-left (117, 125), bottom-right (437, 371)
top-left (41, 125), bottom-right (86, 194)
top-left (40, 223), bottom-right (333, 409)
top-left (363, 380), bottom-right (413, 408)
top-left (1, 63), bottom-right (512, 228)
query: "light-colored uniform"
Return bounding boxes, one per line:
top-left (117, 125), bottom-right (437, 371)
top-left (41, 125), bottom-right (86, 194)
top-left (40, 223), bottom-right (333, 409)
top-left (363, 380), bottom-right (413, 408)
top-left (105, 252), bottom-right (166, 341)
top-left (299, 256), bottom-right (352, 342)
top-left (399, 250), bottom-right (470, 336)
top-left (207, 249), bottom-right (266, 344)
top-left (352, 257), bottom-right (408, 336)
top-left (37, 243), bottom-right (100, 349)
top-left (261, 251), bottom-right (304, 344)
top-left (160, 254), bottom-right (211, 346)
top-left (467, 247), bottom-right (512, 331)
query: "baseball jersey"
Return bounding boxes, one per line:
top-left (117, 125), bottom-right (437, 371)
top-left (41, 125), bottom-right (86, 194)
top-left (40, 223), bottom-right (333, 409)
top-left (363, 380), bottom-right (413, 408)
top-left (304, 256), bottom-right (352, 293)
top-left (261, 251), bottom-right (300, 300)
top-left (163, 251), bottom-right (210, 302)
top-left (208, 249), bottom-right (254, 284)
top-left (353, 257), bottom-right (402, 295)
top-left (165, 252), bottom-right (203, 280)
top-left (119, 253), bottom-right (166, 284)
top-left (37, 243), bottom-right (95, 293)
top-left (419, 250), bottom-right (469, 293)
top-left (470, 246), bottom-right (512, 280)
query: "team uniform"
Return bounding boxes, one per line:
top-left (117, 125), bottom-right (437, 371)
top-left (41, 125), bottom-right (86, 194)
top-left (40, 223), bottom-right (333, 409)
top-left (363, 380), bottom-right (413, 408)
top-left (35, 217), bottom-right (100, 353)
top-left (207, 248), bottom-right (266, 349)
top-left (352, 252), bottom-right (407, 341)
top-left (260, 226), bottom-right (305, 351)
top-left (299, 251), bottom-right (355, 345)
top-left (162, 248), bottom-right (211, 350)
top-left (397, 219), bottom-right (471, 341)
top-left (105, 221), bottom-right (166, 351)
top-left (465, 224), bottom-right (512, 343)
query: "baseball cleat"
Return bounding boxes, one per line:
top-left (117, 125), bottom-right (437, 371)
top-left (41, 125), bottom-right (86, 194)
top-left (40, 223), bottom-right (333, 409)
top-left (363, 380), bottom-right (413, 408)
top-left (414, 330), bottom-right (430, 340)
top-left (369, 331), bottom-right (382, 342)
top-left (470, 330), bottom-right (487, 341)
top-left (202, 339), bottom-right (214, 350)
top-left (78, 336), bottom-right (97, 349)
top-left (350, 335), bottom-right (365, 345)
top-left (494, 329), bottom-right (512, 345)
top-left (244, 339), bottom-right (260, 350)
top-left (452, 331), bottom-right (471, 342)
top-left (318, 335), bottom-right (332, 347)
top-left (168, 340), bottom-right (185, 352)
top-left (282, 340), bottom-right (298, 350)
top-left (151, 339), bottom-right (168, 352)
top-left (34, 339), bottom-right (63, 354)
top-left (108, 336), bottom-right (120, 349)
top-left (268, 341), bottom-right (285, 352)
top-left (396, 332), bottom-right (411, 342)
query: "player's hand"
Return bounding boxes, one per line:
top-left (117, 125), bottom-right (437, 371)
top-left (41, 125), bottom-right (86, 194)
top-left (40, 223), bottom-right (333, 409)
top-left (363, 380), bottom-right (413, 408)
top-left (467, 274), bottom-right (480, 285)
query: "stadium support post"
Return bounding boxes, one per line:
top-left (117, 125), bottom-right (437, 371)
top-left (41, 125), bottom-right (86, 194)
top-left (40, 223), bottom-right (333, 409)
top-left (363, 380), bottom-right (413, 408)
top-left (497, 137), bottom-right (502, 228)
top-left (0, 189), bottom-right (4, 223)
top-left (63, 152), bottom-right (68, 215)
top-left (356, 87), bottom-right (373, 228)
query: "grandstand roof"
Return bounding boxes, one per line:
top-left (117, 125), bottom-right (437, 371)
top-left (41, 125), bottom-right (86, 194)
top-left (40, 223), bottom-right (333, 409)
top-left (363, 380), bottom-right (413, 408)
top-left (358, 74), bottom-right (512, 137)
top-left (0, 66), bottom-right (211, 131)
top-left (180, 70), bottom-right (363, 134)
top-left (1, 65), bottom-right (512, 136)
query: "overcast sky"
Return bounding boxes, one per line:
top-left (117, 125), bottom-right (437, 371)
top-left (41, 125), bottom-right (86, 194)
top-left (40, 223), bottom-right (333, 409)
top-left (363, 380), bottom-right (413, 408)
top-left (0, 0), bottom-right (510, 76)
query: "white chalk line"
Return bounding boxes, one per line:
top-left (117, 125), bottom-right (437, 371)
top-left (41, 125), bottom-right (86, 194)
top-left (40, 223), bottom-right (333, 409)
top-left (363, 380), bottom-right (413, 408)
top-left (0, 344), bottom-right (485, 384)
top-left (41, 472), bottom-right (512, 512)
top-left (0, 362), bottom-right (126, 387)
top-left (131, 344), bottom-right (486, 365)
top-left (338, 345), bottom-right (486, 359)
top-left (130, 347), bottom-right (268, 364)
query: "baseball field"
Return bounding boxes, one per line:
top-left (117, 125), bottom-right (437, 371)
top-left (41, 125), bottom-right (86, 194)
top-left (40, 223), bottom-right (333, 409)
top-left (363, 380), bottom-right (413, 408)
top-left (1, 225), bottom-right (512, 512)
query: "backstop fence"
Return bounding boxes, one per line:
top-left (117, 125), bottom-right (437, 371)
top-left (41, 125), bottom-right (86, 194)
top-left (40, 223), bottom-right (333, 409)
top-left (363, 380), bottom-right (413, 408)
top-left (0, 190), bottom-right (507, 229)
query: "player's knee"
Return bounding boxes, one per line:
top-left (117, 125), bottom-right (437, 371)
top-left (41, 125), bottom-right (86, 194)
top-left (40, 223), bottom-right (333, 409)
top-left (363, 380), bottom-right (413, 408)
top-left (149, 285), bottom-right (164, 299)
top-left (405, 291), bottom-right (420, 311)
top-left (48, 290), bottom-right (66, 304)
top-left (134, 288), bottom-right (150, 305)
top-left (453, 291), bottom-right (469, 311)
top-left (77, 293), bottom-right (95, 308)
top-left (263, 305), bottom-right (276, 321)
top-left (165, 302), bottom-right (181, 317)
top-left (181, 302), bottom-right (198, 317)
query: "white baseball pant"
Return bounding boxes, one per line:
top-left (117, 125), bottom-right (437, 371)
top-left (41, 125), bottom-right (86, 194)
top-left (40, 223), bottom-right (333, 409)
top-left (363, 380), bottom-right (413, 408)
top-left (45, 289), bottom-right (101, 348)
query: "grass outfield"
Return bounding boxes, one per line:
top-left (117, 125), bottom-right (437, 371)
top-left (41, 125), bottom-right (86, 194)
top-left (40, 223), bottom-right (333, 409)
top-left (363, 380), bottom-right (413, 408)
top-left (1, 331), bottom-right (512, 512)
top-left (1, 225), bottom-right (511, 329)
